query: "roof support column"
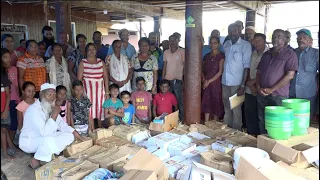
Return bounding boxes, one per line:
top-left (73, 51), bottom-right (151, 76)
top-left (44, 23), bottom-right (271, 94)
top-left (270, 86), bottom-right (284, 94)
top-left (153, 16), bottom-right (161, 44)
top-left (184, 0), bottom-right (202, 125)
top-left (245, 9), bottom-right (256, 28)
top-left (55, 2), bottom-right (72, 46)
top-left (139, 19), bottom-right (143, 38)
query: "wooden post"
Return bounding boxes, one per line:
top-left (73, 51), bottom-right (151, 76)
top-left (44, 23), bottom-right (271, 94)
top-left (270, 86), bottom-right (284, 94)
top-left (139, 19), bottom-right (142, 38)
top-left (184, 0), bottom-right (202, 125)
top-left (245, 9), bottom-right (256, 28)
top-left (55, 2), bottom-right (72, 46)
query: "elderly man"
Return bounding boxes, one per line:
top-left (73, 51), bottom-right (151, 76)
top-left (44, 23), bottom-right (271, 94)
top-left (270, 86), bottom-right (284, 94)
top-left (256, 29), bottom-right (298, 134)
top-left (92, 31), bottom-right (109, 61)
top-left (224, 21), bottom-right (245, 44)
top-left (45, 32), bottom-right (74, 58)
top-left (107, 29), bottom-right (136, 59)
top-left (245, 26), bottom-right (256, 46)
top-left (285, 30), bottom-right (294, 50)
top-left (222, 23), bottom-right (252, 131)
top-left (244, 33), bottom-right (269, 136)
top-left (289, 29), bottom-right (319, 118)
top-left (19, 83), bottom-right (83, 169)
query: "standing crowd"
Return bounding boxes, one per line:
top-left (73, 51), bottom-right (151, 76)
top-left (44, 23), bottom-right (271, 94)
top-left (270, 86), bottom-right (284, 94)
top-left (0, 22), bottom-right (319, 169)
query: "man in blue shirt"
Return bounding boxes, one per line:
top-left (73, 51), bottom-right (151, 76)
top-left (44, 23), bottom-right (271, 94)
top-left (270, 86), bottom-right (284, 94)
top-left (289, 28), bottom-right (319, 118)
top-left (107, 28), bottom-right (136, 59)
top-left (203, 30), bottom-right (224, 60)
top-left (93, 31), bottom-right (109, 61)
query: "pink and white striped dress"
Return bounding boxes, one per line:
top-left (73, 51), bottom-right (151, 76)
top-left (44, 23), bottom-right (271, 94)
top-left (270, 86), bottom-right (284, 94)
top-left (82, 58), bottom-right (105, 120)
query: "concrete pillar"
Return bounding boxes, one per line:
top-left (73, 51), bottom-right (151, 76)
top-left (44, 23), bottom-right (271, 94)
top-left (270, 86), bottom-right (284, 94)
top-left (153, 16), bottom-right (161, 44)
top-left (245, 9), bottom-right (256, 28)
top-left (264, 5), bottom-right (270, 35)
top-left (139, 19), bottom-right (142, 38)
top-left (184, 0), bottom-right (202, 125)
top-left (55, 2), bottom-right (72, 46)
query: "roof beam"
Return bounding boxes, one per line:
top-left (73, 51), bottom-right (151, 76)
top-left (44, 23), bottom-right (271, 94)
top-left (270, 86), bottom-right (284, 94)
top-left (229, 1), bottom-right (265, 16)
top-left (68, 1), bottom-right (184, 20)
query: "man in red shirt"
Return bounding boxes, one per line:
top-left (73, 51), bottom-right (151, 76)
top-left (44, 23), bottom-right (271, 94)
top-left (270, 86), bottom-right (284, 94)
top-left (153, 79), bottom-right (178, 117)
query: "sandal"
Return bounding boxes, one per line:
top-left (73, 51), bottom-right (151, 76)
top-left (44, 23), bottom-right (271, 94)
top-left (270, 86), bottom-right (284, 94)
top-left (28, 163), bottom-right (41, 171)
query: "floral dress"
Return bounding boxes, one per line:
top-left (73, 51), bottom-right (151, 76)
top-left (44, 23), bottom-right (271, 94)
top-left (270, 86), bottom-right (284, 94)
top-left (131, 54), bottom-right (158, 91)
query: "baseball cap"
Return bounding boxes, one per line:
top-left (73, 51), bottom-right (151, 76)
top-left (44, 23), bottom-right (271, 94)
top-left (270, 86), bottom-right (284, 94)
top-left (296, 29), bottom-right (312, 38)
top-left (40, 83), bottom-right (56, 91)
top-left (245, 26), bottom-right (256, 32)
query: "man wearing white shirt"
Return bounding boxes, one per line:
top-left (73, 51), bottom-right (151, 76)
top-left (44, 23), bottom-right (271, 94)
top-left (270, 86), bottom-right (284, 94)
top-left (19, 83), bottom-right (84, 170)
top-left (222, 23), bottom-right (252, 130)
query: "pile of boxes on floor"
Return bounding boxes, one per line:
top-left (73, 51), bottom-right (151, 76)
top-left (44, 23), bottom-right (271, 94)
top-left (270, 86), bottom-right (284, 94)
top-left (34, 111), bottom-right (319, 180)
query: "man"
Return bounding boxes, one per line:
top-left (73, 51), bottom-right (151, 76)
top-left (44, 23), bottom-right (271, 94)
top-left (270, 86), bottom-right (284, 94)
top-left (210, 29), bottom-right (224, 53)
top-left (163, 34), bottom-right (185, 122)
top-left (224, 21), bottom-right (245, 44)
top-left (289, 29), bottom-right (319, 118)
top-left (158, 40), bottom-right (169, 82)
top-left (92, 31), bottom-right (109, 61)
top-left (45, 32), bottom-right (74, 58)
top-left (285, 30), bottom-right (294, 50)
top-left (256, 29), bottom-right (298, 134)
top-left (244, 33), bottom-right (269, 136)
top-left (173, 32), bottom-right (184, 49)
top-left (245, 26), bottom-right (256, 46)
top-left (16, 39), bottom-right (26, 54)
top-left (39, 26), bottom-right (55, 50)
top-left (222, 23), bottom-right (252, 131)
top-left (107, 29), bottom-right (136, 59)
top-left (19, 83), bottom-right (84, 169)
top-left (148, 32), bottom-right (162, 60)
top-left (38, 42), bottom-right (48, 62)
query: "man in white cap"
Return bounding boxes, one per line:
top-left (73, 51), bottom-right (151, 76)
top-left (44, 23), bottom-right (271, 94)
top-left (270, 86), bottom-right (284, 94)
top-left (19, 83), bottom-right (84, 170)
top-left (107, 28), bottom-right (136, 59)
top-left (245, 26), bottom-right (256, 44)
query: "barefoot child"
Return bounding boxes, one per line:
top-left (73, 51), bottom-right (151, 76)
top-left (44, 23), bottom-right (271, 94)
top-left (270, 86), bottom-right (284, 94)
top-left (56, 85), bottom-right (69, 125)
top-left (68, 80), bottom-right (92, 136)
top-left (15, 81), bottom-right (36, 144)
top-left (121, 91), bottom-right (135, 125)
top-left (103, 84), bottom-right (125, 127)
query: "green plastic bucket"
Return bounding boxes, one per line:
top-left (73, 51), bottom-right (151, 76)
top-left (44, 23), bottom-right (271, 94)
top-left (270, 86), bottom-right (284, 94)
top-left (265, 120), bottom-right (294, 126)
top-left (265, 124), bottom-right (294, 128)
top-left (266, 128), bottom-right (292, 140)
top-left (282, 99), bottom-right (310, 136)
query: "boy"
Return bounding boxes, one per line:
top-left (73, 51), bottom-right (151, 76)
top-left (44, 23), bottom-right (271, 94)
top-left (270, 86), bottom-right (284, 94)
top-left (131, 77), bottom-right (153, 124)
top-left (153, 79), bottom-right (178, 117)
top-left (103, 84), bottom-right (125, 127)
top-left (121, 91), bottom-right (135, 125)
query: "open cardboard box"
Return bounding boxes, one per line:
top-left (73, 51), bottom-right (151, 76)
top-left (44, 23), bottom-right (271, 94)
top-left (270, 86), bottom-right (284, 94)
top-left (277, 161), bottom-right (319, 180)
top-left (149, 111), bottom-right (179, 134)
top-left (257, 127), bottom-right (319, 168)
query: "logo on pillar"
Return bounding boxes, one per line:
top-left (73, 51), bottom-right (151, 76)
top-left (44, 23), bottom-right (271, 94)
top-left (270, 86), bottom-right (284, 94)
top-left (186, 16), bottom-right (195, 28)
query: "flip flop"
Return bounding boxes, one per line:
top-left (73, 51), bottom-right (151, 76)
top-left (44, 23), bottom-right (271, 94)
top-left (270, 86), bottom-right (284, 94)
top-left (28, 164), bottom-right (41, 171)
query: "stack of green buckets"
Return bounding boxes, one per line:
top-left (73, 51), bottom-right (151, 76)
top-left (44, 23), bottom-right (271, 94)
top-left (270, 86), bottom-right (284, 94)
top-left (265, 99), bottom-right (310, 140)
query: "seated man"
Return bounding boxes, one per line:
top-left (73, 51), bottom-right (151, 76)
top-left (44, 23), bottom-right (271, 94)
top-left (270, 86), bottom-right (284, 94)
top-left (19, 83), bottom-right (84, 170)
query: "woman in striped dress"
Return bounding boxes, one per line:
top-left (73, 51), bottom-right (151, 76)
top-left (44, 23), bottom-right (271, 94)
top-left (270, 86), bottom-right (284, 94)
top-left (77, 43), bottom-right (109, 128)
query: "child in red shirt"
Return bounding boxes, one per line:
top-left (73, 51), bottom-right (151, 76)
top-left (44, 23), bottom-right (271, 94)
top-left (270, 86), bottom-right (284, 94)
top-left (153, 79), bottom-right (178, 117)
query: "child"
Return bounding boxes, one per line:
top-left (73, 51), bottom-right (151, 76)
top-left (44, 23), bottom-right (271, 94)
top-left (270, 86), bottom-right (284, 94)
top-left (56, 85), bottom-right (69, 125)
top-left (15, 81), bottom-right (36, 144)
top-left (131, 77), bottom-right (153, 124)
top-left (1, 48), bottom-right (16, 159)
top-left (153, 79), bottom-right (178, 118)
top-left (103, 84), bottom-right (125, 127)
top-left (68, 80), bottom-right (92, 136)
top-left (121, 91), bottom-right (135, 125)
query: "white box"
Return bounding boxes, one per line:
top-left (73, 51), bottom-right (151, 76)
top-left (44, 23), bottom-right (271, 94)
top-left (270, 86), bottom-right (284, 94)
top-left (187, 132), bottom-right (210, 140)
top-left (132, 130), bottom-right (151, 144)
top-left (182, 146), bottom-right (210, 163)
top-left (152, 149), bottom-right (170, 161)
top-left (167, 141), bottom-right (196, 157)
top-left (148, 132), bottom-right (180, 151)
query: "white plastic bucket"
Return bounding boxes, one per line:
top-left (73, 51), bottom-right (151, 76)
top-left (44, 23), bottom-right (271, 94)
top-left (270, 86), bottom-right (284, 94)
top-left (233, 147), bottom-right (270, 171)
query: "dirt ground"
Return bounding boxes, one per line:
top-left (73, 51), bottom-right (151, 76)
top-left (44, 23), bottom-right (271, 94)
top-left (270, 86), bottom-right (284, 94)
top-left (1, 120), bottom-right (319, 180)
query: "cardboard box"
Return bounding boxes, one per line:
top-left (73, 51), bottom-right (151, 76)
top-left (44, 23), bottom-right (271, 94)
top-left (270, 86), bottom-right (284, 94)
top-left (119, 143), bottom-right (143, 158)
top-left (149, 111), bottom-right (179, 133)
top-left (35, 156), bottom-right (81, 180)
top-left (132, 130), bottom-right (151, 144)
top-left (188, 124), bottom-right (211, 133)
top-left (113, 125), bottom-right (141, 141)
top-left (181, 146), bottom-right (210, 163)
top-left (225, 134), bottom-right (257, 147)
top-left (211, 140), bottom-right (241, 155)
top-left (167, 141), bottom-right (196, 157)
top-left (203, 128), bottom-right (236, 140)
top-left (204, 121), bottom-right (228, 130)
top-left (148, 132), bottom-right (180, 151)
top-left (169, 129), bottom-right (189, 135)
top-left (200, 150), bottom-right (234, 174)
top-left (119, 170), bottom-right (157, 180)
top-left (181, 162), bottom-right (236, 180)
top-left (96, 136), bottom-right (131, 148)
top-left (257, 127), bottom-right (319, 168)
top-left (113, 160), bottom-right (129, 172)
top-left (63, 137), bottom-right (93, 157)
top-left (235, 157), bottom-right (305, 180)
top-left (165, 159), bottom-right (193, 178)
top-left (277, 161), bottom-right (319, 180)
top-left (123, 148), bottom-right (169, 180)
top-left (89, 128), bottom-right (113, 144)
top-left (60, 160), bottom-right (99, 180)
top-left (69, 145), bottom-right (107, 160)
top-left (152, 149), bottom-right (171, 161)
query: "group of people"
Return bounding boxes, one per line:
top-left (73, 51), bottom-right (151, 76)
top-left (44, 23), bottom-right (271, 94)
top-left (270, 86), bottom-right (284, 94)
top-left (0, 20), bottom-right (319, 170)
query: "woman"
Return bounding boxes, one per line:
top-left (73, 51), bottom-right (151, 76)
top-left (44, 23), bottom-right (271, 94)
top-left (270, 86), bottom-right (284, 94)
top-left (45, 43), bottom-right (72, 97)
top-left (107, 40), bottom-right (132, 93)
top-left (201, 36), bottom-right (225, 122)
top-left (17, 40), bottom-right (46, 98)
top-left (68, 34), bottom-right (87, 81)
top-left (1, 34), bottom-right (21, 66)
top-left (77, 43), bottom-right (109, 128)
top-left (131, 37), bottom-right (158, 94)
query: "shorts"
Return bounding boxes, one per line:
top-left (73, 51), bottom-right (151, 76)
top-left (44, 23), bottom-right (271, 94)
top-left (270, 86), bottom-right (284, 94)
top-left (9, 100), bottom-right (18, 131)
top-left (1, 113), bottom-right (11, 128)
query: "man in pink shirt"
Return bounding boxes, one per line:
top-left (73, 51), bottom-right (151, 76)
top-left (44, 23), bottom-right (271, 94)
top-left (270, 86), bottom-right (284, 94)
top-left (162, 34), bottom-right (185, 122)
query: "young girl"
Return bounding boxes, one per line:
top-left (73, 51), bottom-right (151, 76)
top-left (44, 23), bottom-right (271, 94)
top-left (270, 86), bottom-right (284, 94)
top-left (1, 48), bottom-right (16, 159)
top-left (121, 91), bottom-right (135, 125)
top-left (68, 80), bottom-right (92, 136)
top-left (56, 85), bottom-right (69, 125)
top-left (15, 81), bottom-right (36, 144)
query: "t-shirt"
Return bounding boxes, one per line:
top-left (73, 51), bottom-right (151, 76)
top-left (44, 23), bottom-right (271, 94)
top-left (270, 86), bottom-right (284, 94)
top-left (1, 74), bottom-right (10, 113)
top-left (60, 100), bottom-right (68, 123)
top-left (131, 91), bottom-right (153, 120)
top-left (71, 96), bottom-right (92, 126)
top-left (7, 66), bottom-right (20, 102)
top-left (153, 92), bottom-right (178, 116)
top-left (163, 48), bottom-right (185, 81)
top-left (102, 98), bottom-right (123, 124)
top-left (16, 98), bottom-right (37, 115)
top-left (123, 104), bottom-right (135, 125)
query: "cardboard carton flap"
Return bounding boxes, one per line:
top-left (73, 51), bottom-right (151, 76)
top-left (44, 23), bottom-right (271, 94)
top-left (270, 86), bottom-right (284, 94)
top-left (301, 145), bottom-right (319, 163)
top-left (272, 143), bottom-right (298, 163)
